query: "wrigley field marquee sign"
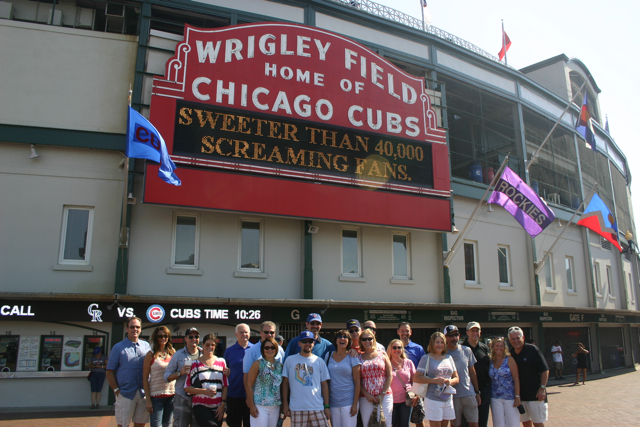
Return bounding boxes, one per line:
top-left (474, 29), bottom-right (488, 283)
top-left (144, 23), bottom-right (451, 230)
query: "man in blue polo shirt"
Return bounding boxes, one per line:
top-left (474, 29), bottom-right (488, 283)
top-left (397, 322), bottom-right (425, 367)
top-left (284, 313), bottom-right (334, 360)
top-left (225, 323), bottom-right (253, 427)
top-left (106, 316), bottom-right (152, 427)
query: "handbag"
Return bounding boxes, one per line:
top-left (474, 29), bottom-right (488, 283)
top-left (87, 371), bottom-right (93, 381)
top-left (410, 354), bottom-right (430, 398)
top-left (367, 403), bottom-right (386, 427)
top-left (410, 397), bottom-right (425, 424)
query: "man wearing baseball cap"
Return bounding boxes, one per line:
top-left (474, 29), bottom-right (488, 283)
top-left (284, 313), bottom-right (334, 360)
top-left (461, 322), bottom-right (491, 427)
top-left (444, 325), bottom-right (481, 427)
top-left (164, 327), bottom-right (202, 427)
top-left (282, 331), bottom-right (331, 427)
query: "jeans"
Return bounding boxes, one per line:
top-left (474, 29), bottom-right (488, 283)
top-left (151, 395), bottom-right (175, 427)
top-left (391, 402), bottom-right (411, 427)
top-left (489, 398), bottom-right (520, 427)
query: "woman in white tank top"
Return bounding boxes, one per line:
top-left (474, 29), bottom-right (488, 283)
top-left (143, 325), bottom-right (176, 427)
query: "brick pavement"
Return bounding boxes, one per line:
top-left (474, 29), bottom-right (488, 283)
top-left (1, 368), bottom-right (639, 426)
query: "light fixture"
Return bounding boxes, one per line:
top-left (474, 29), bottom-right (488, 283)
top-left (451, 226), bottom-right (460, 234)
top-left (107, 294), bottom-right (123, 310)
top-left (30, 144), bottom-right (40, 159)
top-left (127, 193), bottom-right (137, 205)
top-left (557, 220), bottom-right (563, 228)
top-left (487, 204), bottom-right (493, 212)
top-left (308, 225), bottom-right (319, 234)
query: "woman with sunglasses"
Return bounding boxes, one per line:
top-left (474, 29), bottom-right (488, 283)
top-left (185, 333), bottom-right (229, 427)
top-left (388, 339), bottom-right (418, 427)
top-left (143, 326), bottom-right (176, 427)
top-left (325, 330), bottom-right (361, 427)
top-left (413, 332), bottom-right (459, 427)
top-left (358, 328), bottom-right (393, 427)
top-left (572, 343), bottom-right (589, 385)
top-left (488, 337), bottom-right (520, 427)
top-left (246, 337), bottom-right (284, 427)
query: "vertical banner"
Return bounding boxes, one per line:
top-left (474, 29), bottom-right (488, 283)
top-left (61, 336), bottom-right (83, 371)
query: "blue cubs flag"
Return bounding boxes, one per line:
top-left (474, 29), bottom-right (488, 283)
top-left (126, 107), bottom-right (181, 186)
top-left (575, 92), bottom-right (597, 151)
top-left (577, 193), bottom-right (621, 251)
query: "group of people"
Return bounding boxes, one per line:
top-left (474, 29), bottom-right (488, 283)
top-left (104, 314), bottom-right (553, 427)
top-left (550, 340), bottom-right (590, 385)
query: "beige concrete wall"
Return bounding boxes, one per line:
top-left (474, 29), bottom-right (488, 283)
top-left (0, 20), bottom-right (137, 133)
top-left (0, 143), bottom-right (123, 293)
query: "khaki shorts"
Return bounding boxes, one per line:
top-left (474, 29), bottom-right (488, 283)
top-left (453, 395), bottom-right (478, 426)
top-left (554, 362), bottom-right (563, 370)
top-left (520, 400), bottom-right (548, 424)
top-left (115, 391), bottom-right (149, 426)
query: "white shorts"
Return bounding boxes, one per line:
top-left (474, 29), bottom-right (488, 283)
top-left (520, 400), bottom-right (548, 424)
top-left (425, 397), bottom-right (455, 422)
top-left (115, 391), bottom-right (149, 426)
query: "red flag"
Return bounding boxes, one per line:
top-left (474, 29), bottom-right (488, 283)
top-left (498, 31), bottom-right (511, 61)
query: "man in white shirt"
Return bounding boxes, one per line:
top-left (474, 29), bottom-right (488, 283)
top-left (550, 341), bottom-right (564, 380)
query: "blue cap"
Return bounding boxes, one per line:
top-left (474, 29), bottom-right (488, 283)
top-left (346, 319), bottom-right (361, 329)
top-left (307, 313), bottom-right (322, 323)
top-left (299, 331), bottom-right (315, 340)
top-left (93, 347), bottom-right (102, 354)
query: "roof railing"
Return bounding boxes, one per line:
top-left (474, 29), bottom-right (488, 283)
top-left (328, 0), bottom-right (510, 67)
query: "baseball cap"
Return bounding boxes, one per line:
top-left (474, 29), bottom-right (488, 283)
top-left (299, 331), bottom-right (315, 340)
top-left (346, 319), bottom-right (361, 329)
top-left (466, 321), bottom-right (481, 330)
top-left (443, 325), bottom-right (459, 335)
top-left (185, 327), bottom-right (199, 336)
top-left (307, 313), bottom-right (323, 323)
top-left (275, 335), bottom-right (284, 342)
top-left (93, 347), bottom-right (102, 354)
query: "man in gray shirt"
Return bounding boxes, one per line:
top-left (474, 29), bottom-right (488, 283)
top-left (444, 325), bottom-right (481, 427)
top-left (164, 327), bottom-right (202, 427)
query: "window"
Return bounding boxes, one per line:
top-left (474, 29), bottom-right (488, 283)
top-left (58, 206), bottom-right (94, 265)
top-left (464, 242), bottom-right (478, 283)
top-left (392, 234), bottom-right (410, 278)
top-left (171, 213), bottom-right (199, 268)
top-left (594, 262), bottom-right (602, 294)
top-left (629, 273), bottom-right (635, 303)
top-left (0, 336), bottom-right (20, 372)
top-left (40, 336), bottom-right (63, 371)
top-left (498, 245), bottom-right (511, 285)
top-left (342, 228), bottom-right (361, 276)
top-left (239, 220), bottom-right (263, 271)
top-left (544, 253), bottom-right (555, 290)
top-left (606, 265), bottom-right (614, 297)
top-left (565, 257), bottom-right (575, 292)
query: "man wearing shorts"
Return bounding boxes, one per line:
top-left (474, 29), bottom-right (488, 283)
top-left (106, 317), bottom-right (152, 427)
top-left (508, 326), bottom-right (549, 427)
top-left (444, 325), bottom-right (481, 427)
top-left (550, 341), bottom-right (564, 380)
top-left (461, 322), bottom-right (491, 427)
top-left (282, 331), bottom-right (331, 427)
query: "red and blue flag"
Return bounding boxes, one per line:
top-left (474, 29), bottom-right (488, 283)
top-left (577, 193), bottom-right (621, 251)
top-left (576, 92), bottom-right (597, 151)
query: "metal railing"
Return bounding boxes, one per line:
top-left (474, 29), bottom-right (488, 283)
top-left (329, 0), bottom-right (509, 66)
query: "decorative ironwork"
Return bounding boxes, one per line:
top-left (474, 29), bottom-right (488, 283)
top-left (328, 0), bottom-right (512, 67)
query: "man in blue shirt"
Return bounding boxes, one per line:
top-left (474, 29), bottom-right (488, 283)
top-left (284, 313), bottom-right (334, 360)
top-left (224, 323), bottom-right (253, 427)
top-left (397, 322), bottom-right (425, 367)
top-left (106, 316), bottom-right (152, 427)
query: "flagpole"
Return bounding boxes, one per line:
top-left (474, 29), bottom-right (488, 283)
top-left (444, 154), bottom-right (510, 267)
top-left (502, 20), bottom-right (507, 66)
top-left (534, 183), bottom-right (598, 275)
top-left (525, 80), bottom-right (587, 173)
top-left (120, 86), bottom-right (132, 248)
top-left (420, 0), bottom-right (426, 31)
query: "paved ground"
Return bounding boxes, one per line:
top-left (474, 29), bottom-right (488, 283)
top-left (1, 368), bottom-right (639, 426)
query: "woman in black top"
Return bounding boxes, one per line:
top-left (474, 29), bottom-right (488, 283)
top-left (572, 343), bottom-right (589, 385)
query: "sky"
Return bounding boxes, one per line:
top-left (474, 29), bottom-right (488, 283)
top-left (371, 0), bottom-right (640, 232)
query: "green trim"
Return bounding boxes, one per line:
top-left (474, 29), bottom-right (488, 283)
top-left (304, 220), bottom-right (313, 299)
top-left (108, 322), bottom-right (124, 405)
top-left (0, 124), bottom-right (124, 151)
top-left (595, 323), bottom-right (603, 373)
top-left (443, 234), bottom-right (451, 304)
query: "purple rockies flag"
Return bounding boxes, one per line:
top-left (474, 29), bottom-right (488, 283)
top-left (487, 167), bottom-right (556, 237)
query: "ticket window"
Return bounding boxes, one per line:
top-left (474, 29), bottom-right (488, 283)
top-left (40, 336), bottom-right (63, 371)
top-left (172, 336), bottom-right (186, 351)
top-left (83, 335), bottom-right (107, 370)
top-left (0, 336), bottom-right (19, 372)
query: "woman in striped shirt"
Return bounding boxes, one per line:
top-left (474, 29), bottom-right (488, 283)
top-left (185, 333), bottom-right (229, 427)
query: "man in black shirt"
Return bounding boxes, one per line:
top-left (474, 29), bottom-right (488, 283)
top-left (461, 321), bottom-right (491, 427)
top-left (508, 326), bottom-right (549, 427)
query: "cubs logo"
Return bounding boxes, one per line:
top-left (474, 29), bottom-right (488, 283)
top-left (147, 305), bottom-right (165, 323)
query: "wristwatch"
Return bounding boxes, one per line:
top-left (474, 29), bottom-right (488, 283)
top-left (540, 385), bottom-right (546, 390)
top-left (114, 387), bottom-right (120, 393)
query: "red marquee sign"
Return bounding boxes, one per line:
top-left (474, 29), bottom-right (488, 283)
top-left (144, 23), bottom-right (451, 231)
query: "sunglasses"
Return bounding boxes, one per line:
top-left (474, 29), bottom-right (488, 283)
top-left (361, 337), bottom-right (374, 342)
top-left (309, 322), bottom-right (322, 326)
top-left (157, 335), bottom-right (168, 339)
top-left (366, 327), bottom-right (376, 332)
top-left (263, 346), bottom-right (277, 351)
top-left (349, 329), bottom-right (360, 333)
top-left (300, 339), bottom-right (314, 344)
top-left (188, 335), bottom-right (200, 340)
top-left (263, 331), bottom-right (276, 335)
top-left (508, 326), bottom-right (522, 332)
top-left (392, 346), bottom-right (402, 350)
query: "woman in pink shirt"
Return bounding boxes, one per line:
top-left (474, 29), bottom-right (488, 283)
top-left (388, 339), bottom-right (418, 427)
